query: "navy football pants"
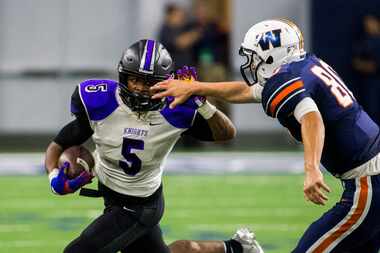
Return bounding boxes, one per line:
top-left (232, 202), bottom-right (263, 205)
top-left (64, 183), bottom-right (169, 253)
top-left (293, 175), bottom-right (380, 253)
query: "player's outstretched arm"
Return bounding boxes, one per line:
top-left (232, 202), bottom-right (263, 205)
top-left (300, 111), bottom-right (331, 205)
top-left (152, 80), bottom-right (260, 109)
top-left (162, 66), bottom-right (235, 141)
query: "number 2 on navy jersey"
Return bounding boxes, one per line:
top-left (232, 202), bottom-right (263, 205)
top-left (119, 138), bottom-right (143, 176)
top-left (311, 60), bottom-right (354, 107)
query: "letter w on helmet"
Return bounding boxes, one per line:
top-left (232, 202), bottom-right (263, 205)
top-left (239, 19), bottom-right (305, 86)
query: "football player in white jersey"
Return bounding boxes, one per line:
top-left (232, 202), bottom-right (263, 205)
top-left (45, 39), bottom-right (263, 253)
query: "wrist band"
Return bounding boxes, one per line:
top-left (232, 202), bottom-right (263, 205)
top-left (48, 168), bottom-right (59, 183)
top-left (197, 101), bottom-right (217, 120)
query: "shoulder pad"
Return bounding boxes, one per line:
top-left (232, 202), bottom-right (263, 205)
top-left (78, 80), bottom-right (119, 121)
top-left (160, 98), bottom-right (197, 129)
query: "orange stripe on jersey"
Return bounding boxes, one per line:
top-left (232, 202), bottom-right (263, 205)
top-left (269, 80), bottom-right (304, 116)
top-left (311, 177), bottom-right (369, 253)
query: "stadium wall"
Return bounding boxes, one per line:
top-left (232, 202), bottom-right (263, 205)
top-left (0, 0), bottom-right (309, 134)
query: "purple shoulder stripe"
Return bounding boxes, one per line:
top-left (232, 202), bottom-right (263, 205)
top-left (160, 98), bottom-right (196, 129)
top-left (78, 80), bottom-right (119, 121)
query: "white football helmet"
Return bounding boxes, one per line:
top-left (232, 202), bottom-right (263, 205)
top-left (239, 19), bottom-right (306, 86)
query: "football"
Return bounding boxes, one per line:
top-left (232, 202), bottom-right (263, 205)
top-left (58, 146), bottom-right (95, 179)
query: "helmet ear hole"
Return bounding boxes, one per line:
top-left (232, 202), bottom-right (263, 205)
top-left (266, 56), bottom-right (273, 64)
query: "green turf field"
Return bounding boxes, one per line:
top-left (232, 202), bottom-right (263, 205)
top-left (0, 174), bottom-right (341, 253)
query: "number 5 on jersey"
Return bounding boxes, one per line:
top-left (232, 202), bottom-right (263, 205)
top-left (119, 138), bottom-right (144, 176)
top-left (84, 83), bottom-right (108, 93)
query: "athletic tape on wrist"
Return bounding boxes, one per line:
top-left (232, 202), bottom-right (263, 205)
top-left (197, 101), bottom-right (217, 120)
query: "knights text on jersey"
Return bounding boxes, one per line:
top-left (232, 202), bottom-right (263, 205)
top-left (261, 54), bottom-right (380, 176)
top-left (74, 79), bottom-right (198, 197)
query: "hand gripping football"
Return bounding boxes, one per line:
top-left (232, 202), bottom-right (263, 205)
top-left (58, 146), bottom-right (95, 179)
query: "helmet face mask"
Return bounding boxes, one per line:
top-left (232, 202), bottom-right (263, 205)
top-left (118, 72), bottom-right (164, 112)
top-left (118, 39), bottom-right (173, 111)
top-left (239, 19), bottom-right (305, 86)
top-left (239, 47), bottom-right (265, 86)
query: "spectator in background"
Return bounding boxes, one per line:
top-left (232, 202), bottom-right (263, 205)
top-left (192, 0), bottom-right (229, 70)
top-left (158, 3), bottom-right (204, 148)
top-left (158, 1), bottom-right (232, 148)
top-left (158, 3), bottom-right (201, 70)
top-left (352, 11), bottom-right (380, 125)
top-left (191, 0), bottom-right (231, 122)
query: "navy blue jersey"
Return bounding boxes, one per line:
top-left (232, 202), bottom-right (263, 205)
top-left (261, 54), bottom-right (380, 176)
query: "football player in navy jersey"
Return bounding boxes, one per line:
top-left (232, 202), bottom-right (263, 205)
top-left (152, 19), bottom-right (380, 252)
top-left (44, 39), bottom-right (264, 253)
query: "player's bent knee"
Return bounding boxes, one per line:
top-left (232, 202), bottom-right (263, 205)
top-left (169, 240), bottom-right (201, 253)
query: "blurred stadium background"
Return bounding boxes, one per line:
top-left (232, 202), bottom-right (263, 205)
top-left (0, 0), bottom-right (378, 252)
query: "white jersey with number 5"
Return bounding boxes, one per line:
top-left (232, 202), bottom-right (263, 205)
top-left (76, 79), bottom-right (197, 197)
